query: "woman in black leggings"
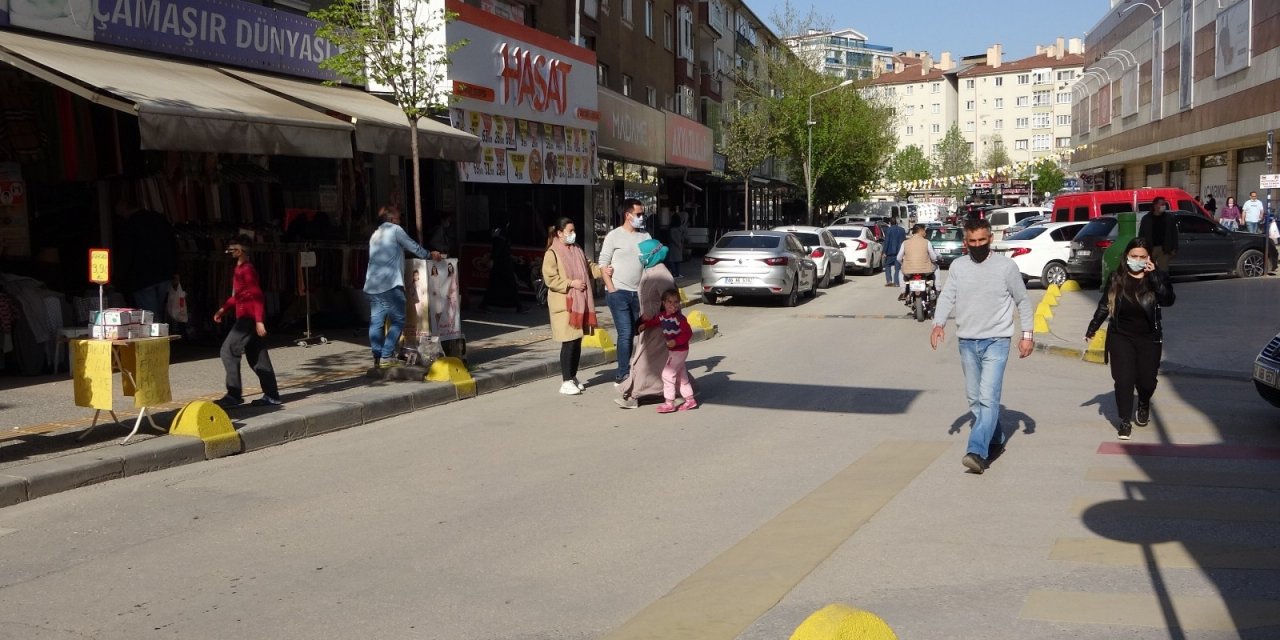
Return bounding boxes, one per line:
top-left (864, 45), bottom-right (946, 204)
top-left (1086, 237), bottom-right (1175, 440)
top-left (542, 217), bottom-right (601, 395)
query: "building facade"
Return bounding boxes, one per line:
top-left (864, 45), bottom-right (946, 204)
top-left (783, 28), bottom-right (897, 81)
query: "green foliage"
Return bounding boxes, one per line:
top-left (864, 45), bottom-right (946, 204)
top-left (886, 145), bottom-right (933, 200)
top-left (722, 106), bottom-right (774, 180)
top-left (1020, 157), bottom-right (1066, 199)
top-left (934, 124), bottom-right (974, 201)
top-left (982, 136), bottom-right (1012, 173)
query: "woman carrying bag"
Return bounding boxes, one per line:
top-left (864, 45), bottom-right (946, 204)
top-left (543, 217), bottom-right (601, 396)
top-left (1085, 237), bottom-right (1175, 440)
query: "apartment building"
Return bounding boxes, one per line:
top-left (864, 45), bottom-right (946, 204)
top-left (865, 52), bottom-right (958, 157)
top-left (783, 28), bottom-right (898, 81)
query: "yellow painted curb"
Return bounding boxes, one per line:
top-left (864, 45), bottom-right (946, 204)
top-left (1033, 313), bottom-right (1051, 333)
top-left (789, 604), bottom-right (897, 640)
top-left (686, 309), bottom-right (715, 334)
top-left (1060, 280), bottom-right (1081, 292)
top-left (426, 356), bottom-right (476, 398)
top-left (169, 400), bottom-right (241, 459)
top-left (582, 328), bottom-right (618, 362)
top-left (1084, 329), bottom-right (1107, 363)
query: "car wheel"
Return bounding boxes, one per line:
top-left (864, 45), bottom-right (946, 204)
top-left (835, 264), bottom-right (847, 283)
top-left (819, 268), bottom-right (832, 289)
top-left (1236, 249), bottom-right (1265, 278)
top-left (702, 292), bottom-right (718, 305)
top-left (1041, 261), bottom-right (1069, 287)
top-left (807, 271), bottom-right (819, 298)
top-left (784, 281), bottom-right (799, 307)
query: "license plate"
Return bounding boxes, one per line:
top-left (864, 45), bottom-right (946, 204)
top-left (726, 277), bottom-right (752, 285)
top-left (909, 280), bottom-right (927, 291)
top-left (1076, 249), bottom-right (1092, 257)
top-left (1255, 364), bottom-right (1279, 388)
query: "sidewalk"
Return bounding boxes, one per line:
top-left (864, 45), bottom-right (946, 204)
top-left (1032, 276), bottom-right (1273, 380)
top-left (0, 262), bottom-right (712, 507)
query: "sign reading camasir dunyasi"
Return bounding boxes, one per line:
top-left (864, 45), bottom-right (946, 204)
top-left (3, 0), bottom-right (339, 80)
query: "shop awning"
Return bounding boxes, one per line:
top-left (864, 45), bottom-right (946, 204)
top-left (0, 31), bottom-right (354, 158)
top-left (220, 68), bottom-right (480, 162)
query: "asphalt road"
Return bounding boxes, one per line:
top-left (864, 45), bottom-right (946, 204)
top-left (1, 271), bottom-right (1278, 639)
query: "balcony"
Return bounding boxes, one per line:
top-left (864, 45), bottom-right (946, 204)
top-left (697, 1), bottom-right (723, 39)
top-left (699, 62), bottom-right (722, 101)
top-left (676, 57), bottom-right (697, 86)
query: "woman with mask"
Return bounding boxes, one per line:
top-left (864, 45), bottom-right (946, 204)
top-left (615, 239), bottom-right (692, 409)
top-left (542, 217), bottom-right (601, 395)
top-left (1218, 196), bottom-right (1242, 231)
top-left (1085, 237), bottom-right (1176, 440)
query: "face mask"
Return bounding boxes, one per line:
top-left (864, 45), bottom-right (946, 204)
top-left (968, 243), bottom-right (991, 263)
top-left (1127, 258), bottom-right (1147, 272)
top-left (631, 214), bottom-right (646, 230)
top-left (563, 232), bottom-right (576, 245)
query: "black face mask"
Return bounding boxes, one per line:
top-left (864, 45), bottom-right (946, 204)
top-left (969, 242), bottom-right (992, 263)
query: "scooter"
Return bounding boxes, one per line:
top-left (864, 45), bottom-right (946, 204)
top-left (904, 273), bottom-right (937, 322)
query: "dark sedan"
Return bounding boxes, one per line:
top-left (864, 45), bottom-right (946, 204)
top-left (1067, 212), bottom-right (1267, 284)
top-left (927, 225), bottom-right (965, 268)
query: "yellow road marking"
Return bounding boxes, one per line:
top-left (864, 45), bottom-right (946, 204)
top-left (1050, 538), bottom-right (1280, 570)
top-left (1021, 590), bottom-right (1280, 631)
top-left (600, 440), bottom-right (949, 640)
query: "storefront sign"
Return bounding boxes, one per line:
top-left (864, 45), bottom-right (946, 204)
top-left (89, 248), bottom-right (110, 284)
top-left (1, 0), bottom-right (338, 80)
top-left (598, 88), bottom-right (664, 166)
top-left (665, 111), bottom-right (713, 171)
top-left (451, 107), bottom-right (596, 185)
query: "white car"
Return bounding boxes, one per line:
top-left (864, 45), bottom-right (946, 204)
top-left (993, 221), bottom-right (1088, 286)
top-left (824, 224), bottom-right (884, 275)
top-left (771, 226), bottom-right (847, 287)
top-left (986, 206), bottom-right (1050, 237)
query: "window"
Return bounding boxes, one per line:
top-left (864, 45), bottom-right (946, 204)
top-left (931, 103), bottom-right (940, 114)
top-left (621, 0), bottom-right (632, 23)
top-left (1014, 139), bottom-right (1029, 150)
top-left (906, 125), bottom-right (914, 135)
top-left (663, 13), bottom-right (672, 49)
top-left (905, 105), bottom-right (915, 115)
top-left (994, 97), bottom-right (1004, 109)
top-left (931, 143), bottom-right (940, 154)
top-left (1056, 137), bottom-right (1072, 148)
top-left (665, 94), bottom-right (674, 111)
top-left (994, 77), bottom-right (1003, 87)
top-left (677, 5), bottom-right (693, 60)
top-left (676, 85), bottom-right (695, 117)
top-left (1017, 74), bottom-right (1030, 85)
top-left (905, 86), bottom-right (913, 95)
top-left (597, 62), bottom-right (608, 86)
top-left (994, 118), bottom-right (1004, 129)
top-left (1057, 69), bottom-right (1076, 81)
top-left (1032, 134), bottom-right (1051, 150)
top-left (1033, 90), bottom-right (1051, 106)
top-left (886, 87), bottom-right (896, 96)
top-left (964, 121), bottom-right (974, 132)
top-left (1016, 96), bottom-right (1029, 107)
top-left (1056, 92), bottom-right (1071, 104)
top-left (646, 86), bottom-right (656, 107)
top-left (965, 79), bottom-right (975, 89)
top-left (1056, 114), bottom-right (1071, 126)
top-left (931, 82), bottom-right (940, 93)
top-left (1032, 114), bottom-right (1050, 129)
top-left (622, 74), bottom-right (633, 96)
top-left (965, 100), bottom-right (975, 111)
top-left (1032, 70), bottom-right (1050, 84)
top-left (644, 0), bottom-right (653, 38)
top-left (1016, 117), bottom-right (1029, 129)
top-left (931, 123), bottom-right (940, 133)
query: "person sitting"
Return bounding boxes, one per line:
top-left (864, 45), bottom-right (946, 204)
top-left (898, 224), bottom-right (938, 301)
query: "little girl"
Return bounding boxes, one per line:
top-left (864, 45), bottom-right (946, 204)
top-left (641, 289), bottom-right (698, 413)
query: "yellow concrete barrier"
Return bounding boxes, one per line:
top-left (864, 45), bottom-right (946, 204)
top-left (1084, 329), bottom-right (1107, 364)
top-left (1033, 313), bottom-right (1051, 333)
top-left (582, 327), bottom-right (617, 362)
top-left (1036, 301), bottom-right (1054, 320)
top-left (1060, 280), bottom-right (1081, 292)
top-left (789, 604), bottom-right (897, 640)
top-left (170, 400), bottom-right (241, 459)
top-left (685, 309), bottom-right (716, 335)
top-left (1045, 283), bottom-right (1062, 297)
top-left (1043, 288), bottom-right (1060, 306)
top-left (677, 287), bottom-right (690, 303)
top-left (427, 356), bottom-right (476, 398)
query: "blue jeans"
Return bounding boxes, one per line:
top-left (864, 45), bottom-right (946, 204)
top-left (1247, 221), bottom-right (1260, 234)
top-left (958, 338), bottom-right (1010, 458)
top-left (132, 281), bottom-right (170, 320)
top-left (368, 286), bottom-right (407, 360)
top-left (883, 256), bottom-right (900, 285)
top-left (606, 289), bottom-right (641, 381)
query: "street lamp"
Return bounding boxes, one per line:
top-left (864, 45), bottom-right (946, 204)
top-left (807, 78), bottom-right (855, 224)
top-left (1117, 0), bottom-right (1164, 17)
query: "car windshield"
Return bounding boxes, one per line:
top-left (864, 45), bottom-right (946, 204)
top-left (1007, 227), bottom-right (1048, 241)
top-left (828, 228), bottom-right (866, 238)
top-left (928, 228), bottom-right (963, 242)
top-left (715, 235), bottom-right (781, 249)
top-left (791, 232), bottom-right (822, 246)
top-left (1077, 217), bottom-right (1118, 237)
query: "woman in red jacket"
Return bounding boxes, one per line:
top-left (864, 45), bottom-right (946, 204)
top-left (214, 235), bottom-right (281, 407)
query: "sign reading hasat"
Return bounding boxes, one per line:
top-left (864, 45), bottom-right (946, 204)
top-left (445, 0), bottom-right (597, 185)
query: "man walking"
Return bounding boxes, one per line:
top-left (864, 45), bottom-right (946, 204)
top-left (1204, 193), bottom-right (1217, 216)
top-left (1139, 196), bottom-right (1179, 271)
top-left (598, 198), bottom-right (652, 385)
top-left (930, 218), bottom-right (1034, 474)
top-left (882, 217), bottom-right (907, 289)
top-left (214, 235), bottom-right (281, 407)
top-left (364, 205), bottom-right (440, 368)
top-left (1243, 191), bottom-right (1265, 234)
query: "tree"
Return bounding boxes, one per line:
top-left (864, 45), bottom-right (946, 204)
top-left (982, 135), bottom-right (1012, 174)
top-left (722, 105), bottom-right (775, 230)
top-left (934, 124), bottom-right (974, 201)
top-left (312, 0), bottom-right (465, 243)
top-left (886, 145), bottom-right (933, 200)
top-left (1020, 157), bottom-right (1066, 202)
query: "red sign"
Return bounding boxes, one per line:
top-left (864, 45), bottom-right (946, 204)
top-left (498, 44), bottom-right (573, 115)
top-left (665, 111), bottom-right (713, 171)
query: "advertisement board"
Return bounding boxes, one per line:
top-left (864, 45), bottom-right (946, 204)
top-left (665, 111), bottom-right (713, 171)
top-left (598, 88), bottom-right (665, 166)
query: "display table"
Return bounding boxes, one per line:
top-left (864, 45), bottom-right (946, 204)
top-left (70, 336), bottom-right (179, 444)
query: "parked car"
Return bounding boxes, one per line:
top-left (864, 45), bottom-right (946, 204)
top-left (993, 221), bottom-right (1088, 286)
top-left (1066, 212), bottom-right (1268, 284)
top-left (927, 225), bottom-right (966, 268)
top-left (986, 206), bottom-right (1050, 238)
top-left (1050, 187), bottom-right (1212, 222)
top-left (772, 225), bottom-right (847, 287)
top-left (1002, 214), bottom-right (1049, 238)
top-left (701, 231), bottom-right (818, 306)
top-left (825, 224), bottom-right (884, 275)
top-left (1254, 332), bottom-right (1280, 408)
top-left (832, 213), bottom-right (890, 227)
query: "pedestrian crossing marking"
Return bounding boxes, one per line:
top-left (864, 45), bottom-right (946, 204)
top-left (1050, 537), bottom-right (1280, 570)
top-left (1021, 590), bottom-right (1280, 631)
top-left (1069, 496), bottom-right (1280, 522)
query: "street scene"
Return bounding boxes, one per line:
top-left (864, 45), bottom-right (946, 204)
top-left (2, 0), bottom-right (1280, 637)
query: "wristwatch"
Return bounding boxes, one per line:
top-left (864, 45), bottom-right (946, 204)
top-left (1022, 331), bottom-right (1034, 341)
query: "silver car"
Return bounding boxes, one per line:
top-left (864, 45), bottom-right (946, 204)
top-left (772, 225), bottom-right (847, 287)
top-left (700, 231), bottom-right (818, 306)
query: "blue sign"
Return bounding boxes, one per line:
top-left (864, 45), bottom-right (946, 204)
top-left (4, 0), bottom-right (339, 80)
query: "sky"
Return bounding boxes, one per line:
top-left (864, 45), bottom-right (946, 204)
top-left (749, 0), bottom-right (1107, 61)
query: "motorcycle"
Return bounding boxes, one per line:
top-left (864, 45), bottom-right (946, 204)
top-left (904, 273), bottom-right (937, 322)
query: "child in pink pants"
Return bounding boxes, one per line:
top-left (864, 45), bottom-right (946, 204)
top-left (641, 289), bottom-right (698, 413)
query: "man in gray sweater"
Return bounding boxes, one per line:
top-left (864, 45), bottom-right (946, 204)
top-left (598, 198), bottom-right (652, 383)
top-left (930, 218), bottom-right (1035, 474)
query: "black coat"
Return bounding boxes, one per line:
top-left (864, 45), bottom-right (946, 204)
top-left (1087, 268), bottom-right (1176, 347)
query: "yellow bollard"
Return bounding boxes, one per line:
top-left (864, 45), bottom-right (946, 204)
top-left (677, 287), bottom-right (690, 304)
top-left (1033, 313), bottom-right (1051, 333)
top-left (1036, 301), bottom-right (1054, 320)
top-left (582, 327), bottom-right (617, 362)
top-left (170, 400), bottom-right (241, 459)
top-left (1045, 283), bottom-right (1062, 297)
top-left (789, 604), bottom-right (898, 640)
top-left (1060, 280), bottom-right (1081, 292)
top-left (1084, 329), bottom-right (1108, 363)
top-left (427, 356), bottom-right (476, 398)
top-left (685, 309), bottom-right (716, 335)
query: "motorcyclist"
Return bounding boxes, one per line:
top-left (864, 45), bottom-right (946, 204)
top-left (898, 223), bottom-right (939, 302)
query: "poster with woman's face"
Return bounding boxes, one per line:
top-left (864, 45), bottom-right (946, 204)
top-left (428, 258), bottom-right (462, 341)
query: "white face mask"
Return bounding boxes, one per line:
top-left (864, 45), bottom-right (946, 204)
top-left (563, 232), bottom-right (576, 245)
top-left (631, 213), bottom-right (645, 229)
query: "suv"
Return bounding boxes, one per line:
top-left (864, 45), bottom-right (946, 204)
top-left (1066, 212), bottom-right (1267, 284)
top-left (1051, 188), bottom-right (1211, 222)
top-left (1255, 333), bottom-right (1280, 408)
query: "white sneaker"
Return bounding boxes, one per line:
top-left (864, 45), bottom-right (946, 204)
top-left (572, 379), bottom-right (586, 391)
top-left (559, 380), bottom-right (582, 395)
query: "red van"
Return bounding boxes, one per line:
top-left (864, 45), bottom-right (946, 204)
top-left (1050, 188), bottom-right (1212, 222)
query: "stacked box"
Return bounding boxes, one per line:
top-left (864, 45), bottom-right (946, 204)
top-left (148, 323), bottom-right (169, 337)
top-left (92, 325), bottom-right (129, 340)
top-left (89, 307), bottom-right (152, 339)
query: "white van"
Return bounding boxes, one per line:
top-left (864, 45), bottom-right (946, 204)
top-left (986, 206), bottom-right (1049, 236)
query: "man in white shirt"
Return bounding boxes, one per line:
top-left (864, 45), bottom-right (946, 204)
top-left (1242, 191), bottom-right (1265, 234)
top-left (598, 199), bottom-right (652, 384)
